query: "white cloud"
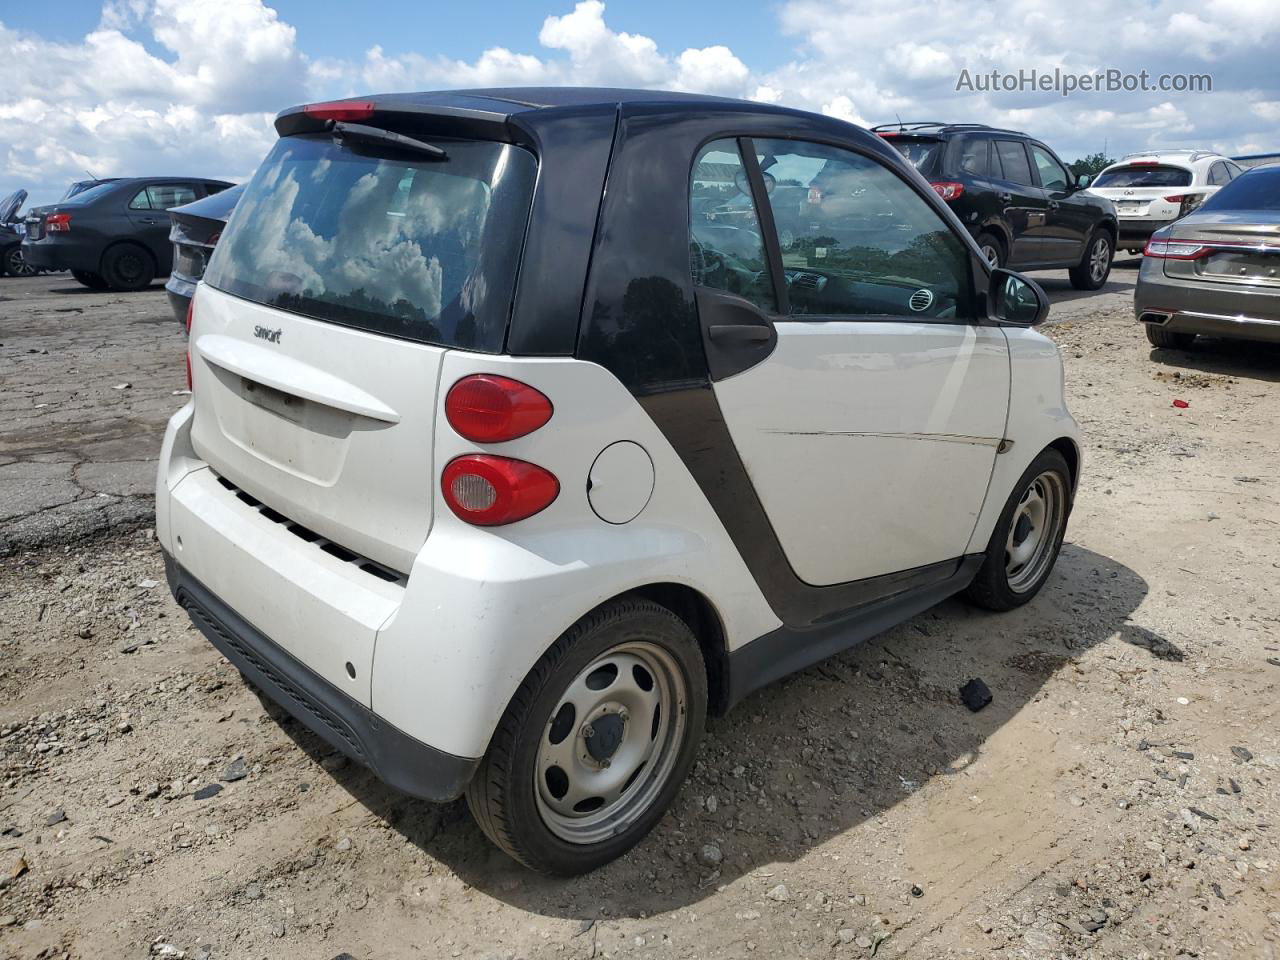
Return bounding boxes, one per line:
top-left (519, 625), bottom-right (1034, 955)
top-left (1, 0), bottom-right (1278, 207)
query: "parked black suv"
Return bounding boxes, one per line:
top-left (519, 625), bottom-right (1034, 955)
top-left (873, 123), bottom-right (1118, 290)
top-left (23, 176), bottom-right (233, 291)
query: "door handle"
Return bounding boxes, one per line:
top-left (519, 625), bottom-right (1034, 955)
top-left (998, 193), bottom-right (1012, 203)
top-left (139, 217), bottom-right (157, 224)
top-left (709, 324), bottom-right (772, 344)
top-left (1047, 200), bottom-right (1060, 210)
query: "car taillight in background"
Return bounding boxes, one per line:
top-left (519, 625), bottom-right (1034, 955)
top-left (1142, 238), bottom-right (1211, 260)
top-left (45, 213), bottom-right (71, 232)
top-left (303, 100), bottom-right (375, 123)
top-left (445, 374), bottom-right (553, 443)
top-left (930, 181), bottom-right (965, 202)
top-left (441, 455), bottom-right (559, 526)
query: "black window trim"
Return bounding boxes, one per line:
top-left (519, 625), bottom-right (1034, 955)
top-left (726, 133), bottom-right (985, 328)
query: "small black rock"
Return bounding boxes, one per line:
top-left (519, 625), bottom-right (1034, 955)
top-left (222, 758), bottom-right (248, 783)
top-left (1173, 751), bottom-right (1194, 760)
top-left (45, 809), bottom-right (66, 826)
top-left (910, 884), bottom-right (924, 898)
top-left (959, 678), bottom-right (992, 712)
top-left (1229, 778), bottom-right (1241, 794)
top-left (1231, 746), bottom-right (1253, 763)
top-left (193, 783), bottom-right (223, 800)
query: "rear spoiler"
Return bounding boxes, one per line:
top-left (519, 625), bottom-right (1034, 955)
top-left (274, 95), bottom-right (532, 147)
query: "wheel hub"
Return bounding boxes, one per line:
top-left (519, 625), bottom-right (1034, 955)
top-left (583, 711), bottom-right (626, 763)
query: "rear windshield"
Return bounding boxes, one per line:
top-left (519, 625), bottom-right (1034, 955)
top-left (1199, 168), bottom-right (1280, 211)
top-left (204, 134), bottom-right (537, 352)
top-left (881, 136), bottom-right (943, 177)
top-left (1093, 165), bottom-right (1192, 188)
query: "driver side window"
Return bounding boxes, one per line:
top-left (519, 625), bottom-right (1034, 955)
top-left (753, 138), bottom-right (975, 321)
top-left (689, 139), bottom-right (776, 311)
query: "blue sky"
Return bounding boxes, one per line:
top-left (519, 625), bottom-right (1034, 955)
top-left (2, 0), bottom-right (1276, 205)
top-left (1, 1), bottom-right (792, 69)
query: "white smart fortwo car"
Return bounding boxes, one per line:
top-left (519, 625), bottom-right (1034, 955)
top-left (158, 88), bottom-right (1082, 875)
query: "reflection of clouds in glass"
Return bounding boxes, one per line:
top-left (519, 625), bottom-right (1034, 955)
top-left (224, 152), bottom-right (495, 325)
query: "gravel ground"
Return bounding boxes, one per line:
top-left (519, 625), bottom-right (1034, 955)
top-left (1, 260), bottom-right (1279, 959)
top-left (0, 275), bottom-right (184, 556)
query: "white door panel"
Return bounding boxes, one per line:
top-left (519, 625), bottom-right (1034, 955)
top-left (712, 322), bottom-right (1010, 585)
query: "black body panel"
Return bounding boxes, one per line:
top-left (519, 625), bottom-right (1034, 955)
top-left (165, 554), bottom-right (479, 802)
top-left (726, 556), bottom-right (983, 706)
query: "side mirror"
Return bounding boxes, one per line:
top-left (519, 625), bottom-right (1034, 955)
top-left (1075, 173), bottom-right (1092, 189)
top-left (990, 268), bottom-right (1049, 326)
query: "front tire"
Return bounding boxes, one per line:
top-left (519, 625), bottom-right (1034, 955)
top-left (100, 243), bottom-right (155, 291)
top-left (1069, 231), bottom-right (1113, 290)
top-left (466, 598), bottom-right (707, 875)
top-left (963, 448), bottom-right (1072, 611)
top-left (1145, 324), bottom-right (1195, 350)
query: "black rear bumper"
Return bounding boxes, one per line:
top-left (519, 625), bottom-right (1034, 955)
top-left (164, 553), bottom-right (479, 802)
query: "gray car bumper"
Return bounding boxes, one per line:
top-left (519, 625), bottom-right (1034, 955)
top-left (1135, 258), bottom-right (1280, 343)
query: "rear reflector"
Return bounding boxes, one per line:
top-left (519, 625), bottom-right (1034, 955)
top-left (303, 100), bottom-right (375, 123)
top-left (930, 181), bottom-right (965, 202)
top-left (446, 374), bottom-right (553, 443)
top-left (46, 213), bottom-right (71, 232)
top-left (441, 455), bottom-right (559, 526)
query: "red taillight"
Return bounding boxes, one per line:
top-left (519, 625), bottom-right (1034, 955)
top-left (1163, 194), bottom-right (1186, 203)
top-left (441, 455), bottom-right (559, 526)
top-left (445, 375), bottom-right (553, 443)
top-left (303, 100), bottom-right (375, 123)
top-left (46, 213), bottom-right (71, 232)
top-left (930, 181), bottom-right (965, 202)
top-left (1142, 238), bottom-right (1210, 260)
top-left (876, 132), bottom-right (899, 138)
top-left (184, 297), bottom-right (194, 390)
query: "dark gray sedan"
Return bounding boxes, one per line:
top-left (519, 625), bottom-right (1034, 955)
top-left (165, 183), bottom-right (243, 326)
top-left (1136, 165), bottom-right (1280, 349)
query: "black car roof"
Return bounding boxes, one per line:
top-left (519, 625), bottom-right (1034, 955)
top-left (278, 86), bottom-right (828, 130)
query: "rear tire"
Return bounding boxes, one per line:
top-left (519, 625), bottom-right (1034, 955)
top-left (976, 232), bottom-right (1005, 268)
top-left (466, 597), bottom-right (707, 875)
top-left (1069, 231), bottom-right (1113, 290)
top-left (71, 270), bottom-right (109, 290)
top-left (963, 447), bottom-right (1072, 612)
top-left (2, 244), bottom-right (35, 277)
top-left (1145, 324), bottom-right (1195, 350)
top-left (100, 243), bottom-right (155, 291)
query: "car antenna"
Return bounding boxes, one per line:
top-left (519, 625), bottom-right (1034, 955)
top-left (84, 168), bottom-right (100, 181)
top-left (896, 113), bottom-right (904, 132)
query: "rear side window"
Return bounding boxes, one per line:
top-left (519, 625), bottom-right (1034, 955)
top-left (1199, 169), bottom-right (1280, 211)
top-left (1092, 165), bottom-right (1192, 188)
top-left (130, 183), bottom-right (199, 211)
top-left (1208, 162), bottom-right (1230, 186)
top-left (881, 136), bottom-right (943, 177)
top-left (995, 141), bottom-right (1034, 186)
top-left (689, 140), bottom-right (776, 311)
top-left (955, 138), bottom-right (993, 178)
top-left (204, 134), bottom-right (537, 352)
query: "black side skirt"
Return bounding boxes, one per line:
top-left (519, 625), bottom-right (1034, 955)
top-left (165, 554), bottom-right (479, 803)
top-left (726, 554), bottom-right (984, 708)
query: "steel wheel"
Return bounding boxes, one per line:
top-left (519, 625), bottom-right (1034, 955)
top-left (1088, 236), bottom-right (1110, 284)
top-left (1005, 470), bottom-right (1067, 593)
top-left (535, 640), bottom-right (688, 845)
